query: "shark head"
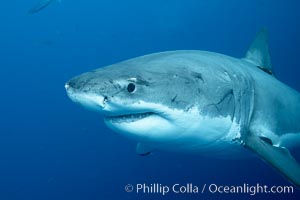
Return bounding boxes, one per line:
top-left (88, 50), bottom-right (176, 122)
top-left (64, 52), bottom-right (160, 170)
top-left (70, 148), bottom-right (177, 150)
top-left (65, 51), bottom-right (238, 151)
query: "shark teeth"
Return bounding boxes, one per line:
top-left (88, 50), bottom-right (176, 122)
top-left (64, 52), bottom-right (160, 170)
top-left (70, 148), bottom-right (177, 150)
top-left (105, 112), bottom-right (154, 123)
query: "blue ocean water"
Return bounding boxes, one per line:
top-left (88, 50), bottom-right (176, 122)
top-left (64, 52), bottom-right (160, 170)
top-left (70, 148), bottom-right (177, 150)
top-left (0, 0), bottom-right (299, 199)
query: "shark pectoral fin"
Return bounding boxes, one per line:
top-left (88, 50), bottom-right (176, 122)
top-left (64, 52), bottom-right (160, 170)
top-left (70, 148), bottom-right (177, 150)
top-left (136, 143), bottom-right (153, 156)
top-left (245, 134), bottom-right (300, 187)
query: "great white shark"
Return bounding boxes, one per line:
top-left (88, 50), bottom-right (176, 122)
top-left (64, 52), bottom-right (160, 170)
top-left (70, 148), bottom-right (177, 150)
top-left (65, 29), bottom-right (300, 187)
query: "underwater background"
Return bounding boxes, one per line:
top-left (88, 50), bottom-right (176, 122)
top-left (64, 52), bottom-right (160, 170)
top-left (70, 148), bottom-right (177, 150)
top-left (0, 0), bottom-right (300, 199)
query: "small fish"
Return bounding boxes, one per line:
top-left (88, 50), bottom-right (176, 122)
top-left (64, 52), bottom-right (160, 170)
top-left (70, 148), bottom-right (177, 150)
top-left (28, 0), bottom-right (60, 14)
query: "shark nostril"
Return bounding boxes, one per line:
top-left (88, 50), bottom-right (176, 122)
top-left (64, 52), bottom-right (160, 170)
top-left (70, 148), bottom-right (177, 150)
top-left (103, 96), bottom-right (108, 104)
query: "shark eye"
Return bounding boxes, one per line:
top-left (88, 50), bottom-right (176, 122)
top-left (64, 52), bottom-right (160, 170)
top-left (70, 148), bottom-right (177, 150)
top-left (127, 83), bottom-right (136, 93)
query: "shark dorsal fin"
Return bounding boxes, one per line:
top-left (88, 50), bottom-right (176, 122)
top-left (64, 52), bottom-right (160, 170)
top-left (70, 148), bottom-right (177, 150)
top-left (243, 28), bottom-right (272, 75)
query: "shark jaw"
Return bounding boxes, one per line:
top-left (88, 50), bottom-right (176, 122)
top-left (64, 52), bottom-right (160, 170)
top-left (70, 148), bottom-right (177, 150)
top-left (66, 89), bottom-right (235, 151)
top-left (103, 109), bottom-right (178, 143)
top-left (66, 90), bottom-right (188, 143)
top-left (104, 112), bottom-right (154, 123)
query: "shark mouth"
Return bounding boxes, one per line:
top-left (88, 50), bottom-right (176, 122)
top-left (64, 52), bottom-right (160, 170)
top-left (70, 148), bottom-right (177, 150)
top-left (104, 112), bottom-right (155, 123)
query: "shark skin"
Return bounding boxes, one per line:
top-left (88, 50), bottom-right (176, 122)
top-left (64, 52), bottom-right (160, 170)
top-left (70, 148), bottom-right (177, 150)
top-left (65, 30), bottom-right (300, 187)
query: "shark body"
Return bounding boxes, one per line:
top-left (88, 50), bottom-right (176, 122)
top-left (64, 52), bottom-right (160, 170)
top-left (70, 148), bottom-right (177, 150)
top-left (65, 30), bottom-right (300, 187)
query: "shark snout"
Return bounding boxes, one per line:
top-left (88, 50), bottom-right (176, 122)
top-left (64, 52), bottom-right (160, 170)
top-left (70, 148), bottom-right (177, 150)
top-left (65, 75), bottom-right (86, 91)
top-left (64, 82), bottom-right (70, 91)
top-left (65, 81), bottom-right (107, 112)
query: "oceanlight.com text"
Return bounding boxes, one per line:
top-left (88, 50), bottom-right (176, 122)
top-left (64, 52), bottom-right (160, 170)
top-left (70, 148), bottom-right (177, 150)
top-left (124, 183), bottom-right (294, 196)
